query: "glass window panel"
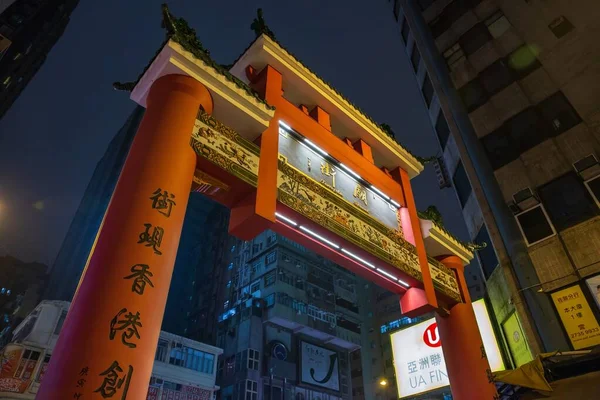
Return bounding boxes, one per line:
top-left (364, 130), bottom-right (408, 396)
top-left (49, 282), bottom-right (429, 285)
top-left (516, 206), bottom-right (555, 245)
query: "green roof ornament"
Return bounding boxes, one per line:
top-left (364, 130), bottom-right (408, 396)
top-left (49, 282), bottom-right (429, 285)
top-left (421, 205), bottom-right (444, 227)
top-left (380, 123), bottom-right (396, 140)
top-left (160, 3), bottom-right (209, 56)
top-left (251, 8), bottom-right (276, 40)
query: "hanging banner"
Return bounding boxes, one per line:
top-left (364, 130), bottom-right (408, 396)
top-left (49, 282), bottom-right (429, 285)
top-left (551, 285), bottom-right (600, 350)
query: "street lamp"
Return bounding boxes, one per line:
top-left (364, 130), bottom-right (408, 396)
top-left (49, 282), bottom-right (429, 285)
top-left (379, 378), bottom-right (388, 387)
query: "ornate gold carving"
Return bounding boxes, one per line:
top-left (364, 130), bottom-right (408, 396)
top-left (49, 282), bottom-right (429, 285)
top-left (190, 114), bottom-right (259, 187)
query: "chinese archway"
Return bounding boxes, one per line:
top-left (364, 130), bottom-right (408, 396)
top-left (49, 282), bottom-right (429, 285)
top-left (37, 7), bottom-right (497, 400)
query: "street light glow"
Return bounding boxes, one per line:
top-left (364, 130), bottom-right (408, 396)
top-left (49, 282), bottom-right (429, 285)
top-left (379, 378), bottom-right (388, 387)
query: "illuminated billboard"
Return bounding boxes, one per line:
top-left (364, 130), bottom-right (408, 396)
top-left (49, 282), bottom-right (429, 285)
top-left (390, 299), bottom-right (504, 398)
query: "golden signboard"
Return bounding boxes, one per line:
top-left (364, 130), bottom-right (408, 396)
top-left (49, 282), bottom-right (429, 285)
top-left (551, 285), bottom-right (600, 350)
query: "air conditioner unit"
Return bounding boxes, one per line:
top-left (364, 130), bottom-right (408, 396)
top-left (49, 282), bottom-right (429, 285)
top-left (512, 187), bottom-right (539, 210)
top-left (508, 201), bottom-right (521, 215)
top-left (573, 154), bottom-right (600, 180)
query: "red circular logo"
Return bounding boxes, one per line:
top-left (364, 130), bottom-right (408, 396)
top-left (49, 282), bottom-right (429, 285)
top-left (423, 322), bottom-right (441, 348)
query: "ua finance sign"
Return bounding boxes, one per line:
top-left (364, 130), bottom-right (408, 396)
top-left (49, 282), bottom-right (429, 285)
top-left (390, 299), bottom-right (505, 398)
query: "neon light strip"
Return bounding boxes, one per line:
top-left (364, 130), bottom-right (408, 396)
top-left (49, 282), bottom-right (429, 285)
top-left (397, 279), bottom-right (410, 288)
top-left (303, 139), bottom-right (329, 157)
top-left (299, 226), bottom-right (340, 249)
top-left (341, 248), bottom-right (376, 269)
top-left (275, 212), bottom-right (297, 226)
top-left (376, 268), bottom-right (398, 281)
top-left (339, 163), bottom-right (362, 181)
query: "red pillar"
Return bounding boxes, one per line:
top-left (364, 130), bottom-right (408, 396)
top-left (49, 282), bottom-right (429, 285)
top-left (37, 74), bottom-right (212, 399)
top-left (435, 255), bottom-right (498, 400)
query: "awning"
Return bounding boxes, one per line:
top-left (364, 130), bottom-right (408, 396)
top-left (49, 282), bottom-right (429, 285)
top-left (495, 355), bottom-right (552, 392)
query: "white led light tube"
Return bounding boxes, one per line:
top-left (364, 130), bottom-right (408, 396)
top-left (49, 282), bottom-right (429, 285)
top-left (275, 212), bottom-right (298, 226)
top-left (299, 226), bottom-right (340, 249)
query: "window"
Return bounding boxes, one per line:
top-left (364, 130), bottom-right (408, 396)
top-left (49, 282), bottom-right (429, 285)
top-left (155, 339), bottom-right (169, 361)
top-left (429, 0), bottom-right (481, 38)
top-left (14, 349), bottom-right (40, 379)
top-left (265, 293), bottom-right (275, 308)
top-left (458, 79), bottom-right (488, 112)
top-left (453, 162), bottom-right (472, 208)
top-left (169, 344), bottom-right (215, 373)
top-left (338, 317), bottom-right (361, 334)
top-left (443, 43), bottom-right (466, 69)
top-left (515, 204), bottom-right (555, 246)
top-left (507, 108), bottom-right (550, 154)
top-left (35, 354), bottom-right (50, 383)
top-left (410, 45), bottom-right (420, 73)
top-left (336, 296), bottom-right (359, 314)
top-left (248, 349), bottom-right (259, 370)
top-left (538, 172), bottom-right (598, 231)
top-left (485, 10), bottom-right (511, 38)
top-left (548, 16), bottom-right (574, 38)
top-left (264, 384), bottom-right (283, 400)
top-left (245, 380), bottom-right (258, 400)
top-left (53, 310), bottom-right (67, 335)
top-left (435, 113), bottom-right (451, 149)
top-left (538, 91), bottom-right (581, 136)
top-left (251, 261), bottom-right (262, 274)
top-left (585, 175), bottom-right (600, 208)
top-left (422, 74), bottom-right (434, 107)
top-left (250, 281), bottom-right (260, 293)
top-left (264, 270), bottom-right (276, 287)
top-left (507, 45), bottom-right (541, 80)
top-left (265, 251), bottom-right (277, 265)
top-left (401, 17), bottom-right (410, 44)
top-left (479, 59), bottom-right (514, 96)
top-left (459, 23), bottom-right (492, 56)
top-left (474, 225), bottom-right (498, 278)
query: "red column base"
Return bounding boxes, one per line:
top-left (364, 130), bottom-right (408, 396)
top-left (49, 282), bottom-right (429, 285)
top-left (436, 303), bottom-right (498, 399)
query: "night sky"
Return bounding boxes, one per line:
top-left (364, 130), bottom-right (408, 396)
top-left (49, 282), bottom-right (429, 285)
top-left (0, 0), bottom-right (468, 265)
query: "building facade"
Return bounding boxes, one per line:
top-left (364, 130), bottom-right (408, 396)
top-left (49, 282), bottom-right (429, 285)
top-left (0, 0), bottom-right (79, 119)
top-left (387, 0), bottom-right (600, 364)
top-left (0, 300), bottom-right (223, 399)
top-left (44, 106), bottom-right (145, 302)
top-left (214, 230), bottom-right (378, 400)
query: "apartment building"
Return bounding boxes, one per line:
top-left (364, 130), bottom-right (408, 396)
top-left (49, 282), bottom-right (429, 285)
top-left (386, 0), bottom-right (600, 366)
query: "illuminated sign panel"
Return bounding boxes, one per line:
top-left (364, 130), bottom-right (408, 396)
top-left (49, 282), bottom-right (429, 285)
top-left (390, 299), bottom-right (504, 398)
top-left (501, 312), bottom-right (533, 367)
top-left (551, 284), bottom-right (600, 349)
top-left (278, 127), bottom-right (400, 229)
